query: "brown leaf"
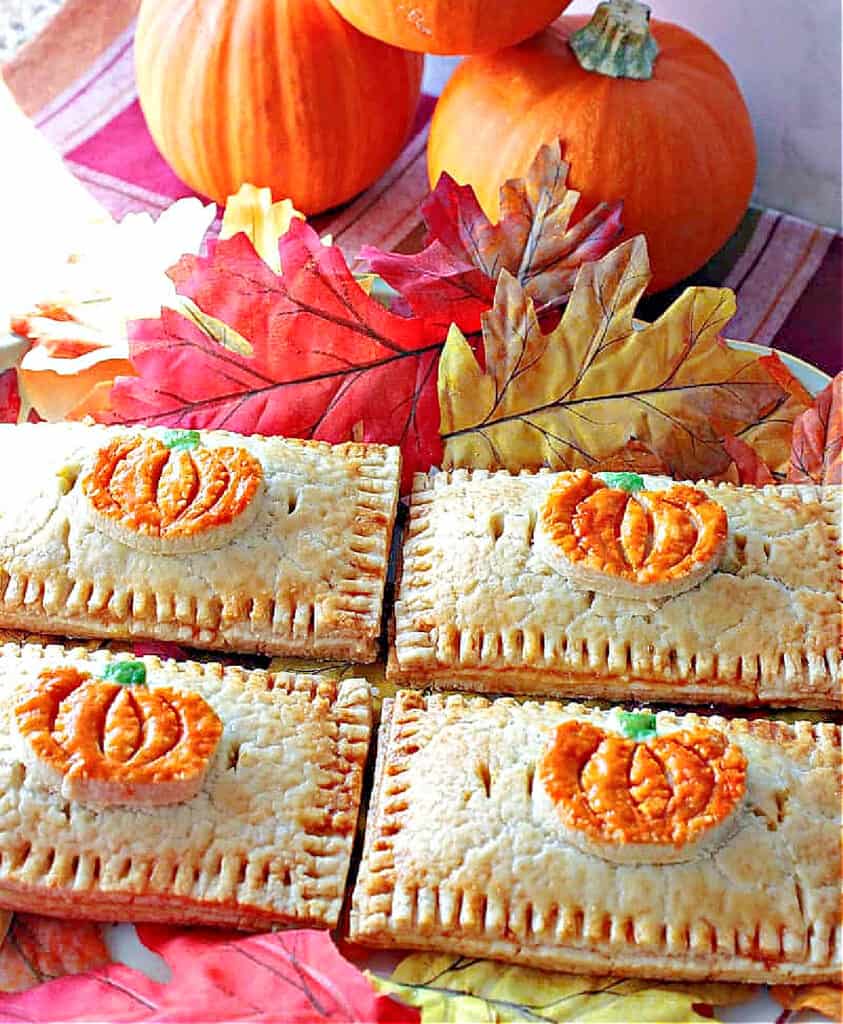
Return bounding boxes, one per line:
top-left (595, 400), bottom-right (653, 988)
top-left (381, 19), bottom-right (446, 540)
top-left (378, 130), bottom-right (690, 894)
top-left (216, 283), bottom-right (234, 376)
top-left (439, 236), bottom-right (788, 480)
top-left (722, 434), bottom-right (776, 484)
top-left (788, 372), bottom-right (842, 484)
top-left (0, 915), bottom-right (110, 992)
top-left (363, 139), bottom-right (623, 334)
top-left (771, 983), bottom-right (842, 1021)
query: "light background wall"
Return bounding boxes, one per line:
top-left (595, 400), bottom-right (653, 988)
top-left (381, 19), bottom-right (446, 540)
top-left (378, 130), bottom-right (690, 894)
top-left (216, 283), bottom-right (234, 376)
top-left (422, 0), bottom-right (841, 228)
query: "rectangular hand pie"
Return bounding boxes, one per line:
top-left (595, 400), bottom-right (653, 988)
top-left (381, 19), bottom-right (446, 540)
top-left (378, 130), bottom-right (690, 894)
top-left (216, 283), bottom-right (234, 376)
top-left (351, 690), bottom-right (841, 984)
top-left (0, 642), bottom-right (371, 929)
top-left (389, 469), bottom-right (842, 707)
top-left (0, 423), bottom-right (401, 660)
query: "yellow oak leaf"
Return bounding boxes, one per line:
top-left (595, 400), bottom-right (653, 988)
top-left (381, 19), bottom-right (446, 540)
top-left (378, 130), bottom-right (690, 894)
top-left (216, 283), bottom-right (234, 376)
top-left (438, 236), bottom-right (791, 481)
top-left (369, 954), bottom-right (757, 1023)
top-left (220, 183), bottom-right (374, 297)
top-left (220, 184), bottom-right (305, 273)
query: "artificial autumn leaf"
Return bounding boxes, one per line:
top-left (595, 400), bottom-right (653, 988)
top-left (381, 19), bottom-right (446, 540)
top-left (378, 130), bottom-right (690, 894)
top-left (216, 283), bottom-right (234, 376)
top-left (787, 372), bottom-right (842, 484)
top-left (369, 953), bottom-right (756, 1023)
top-left (0, 370), bottom-right (20, 424)
top-left (722, 434), bottom-right (776, 485)
top-left (9, 199), bottom-right (215, 422)
top-left (363, 140), bottom-right (623, 335)
top-left (0, 926), bottom-right (417, 1023)
top-left (725, 352), bottom-right (813, 480)
top-left (220, 183), bottom-right (305, 273)
top-left (0, 915), bottom-right (109, 993)
top-left (771, 983), bottom-right (842, 1021)
top-left (100, 220), bottom-right (445, 488)
top-left (439, 236), bottom-right (789, 481)
top-left (591, 440), bottom-right (669, 476)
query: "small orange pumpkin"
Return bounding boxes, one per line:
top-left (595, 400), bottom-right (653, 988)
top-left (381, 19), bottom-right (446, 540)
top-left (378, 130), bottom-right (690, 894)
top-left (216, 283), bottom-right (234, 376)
top-left (134, 0), bottom-right (424, 211)
top-left (428, 0), bottom-right (757, 291)
top-left (16, 664), bottom-right (222, 806)
top-left (325, 0), bottom-right (572, 55)
top-left (540, 717), bottom-right (746, 858)
top-left (82, 433), bottom-right (264, 552)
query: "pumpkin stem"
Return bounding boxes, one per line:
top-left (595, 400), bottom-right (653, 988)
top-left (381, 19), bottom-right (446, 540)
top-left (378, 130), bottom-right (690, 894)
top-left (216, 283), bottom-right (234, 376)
top-left (569, 1), bottom-right (658, 81)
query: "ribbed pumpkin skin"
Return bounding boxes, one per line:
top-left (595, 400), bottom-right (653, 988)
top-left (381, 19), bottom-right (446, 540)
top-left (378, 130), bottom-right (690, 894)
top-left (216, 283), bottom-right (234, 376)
top-left (325, 0), bottom-right (572, 55)
top-left (135, 0), bottom-right (424, 212)
top-left (428, 18), bottom-right (757, 291)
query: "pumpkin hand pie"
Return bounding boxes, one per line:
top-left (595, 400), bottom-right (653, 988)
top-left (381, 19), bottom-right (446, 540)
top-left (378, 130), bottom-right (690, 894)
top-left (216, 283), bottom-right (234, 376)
top-left (0, 423), bottom-right (401, 660)
top-left (350, 691), bottom-right (841, 984)
top-left (389, 469), bottom-right (841, 707)
top-left (0, 642), bottom-right (371, 930)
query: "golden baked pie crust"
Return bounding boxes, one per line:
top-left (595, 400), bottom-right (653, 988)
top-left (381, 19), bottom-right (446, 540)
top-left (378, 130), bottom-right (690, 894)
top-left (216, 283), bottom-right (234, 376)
top-left (350, 691), bottom-right (842, 984)
top-left (388, 470), bottom-right (842, 707)
top-left (0, 642), bottom-right (371, 930)
top-left (0, 423), bottom-right (401, 661)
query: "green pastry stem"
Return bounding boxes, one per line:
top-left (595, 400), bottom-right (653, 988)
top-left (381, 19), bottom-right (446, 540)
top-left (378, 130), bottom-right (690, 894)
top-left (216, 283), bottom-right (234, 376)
top-left (162, 428), bottom-right (201, 451)
top-left (102, 661), bottom-right (147, 687)
top-left (616, 709), bottom-right (657, 740)
top-left (598, 471), bottom-right (645, 493)
top-left (569, 0), bottom-right (659, 81)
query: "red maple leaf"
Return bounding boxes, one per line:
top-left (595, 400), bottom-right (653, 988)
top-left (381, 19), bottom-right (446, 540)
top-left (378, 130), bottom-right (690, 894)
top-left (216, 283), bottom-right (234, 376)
top-left (0, 926), bottom-right (417, 1023)
top-left (100, 220), bottom-right (445, 490)
top-left (0, 371), bottom-right (20, 424)
top-left (362, 140), bottom-right (623, 336)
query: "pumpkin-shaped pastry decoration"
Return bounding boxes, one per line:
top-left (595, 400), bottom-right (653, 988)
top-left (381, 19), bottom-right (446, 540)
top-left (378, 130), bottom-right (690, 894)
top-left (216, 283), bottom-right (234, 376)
top-left (81, 430), bottom-right (264, 554)
top-left (534, 470), bottom-right (727, 599)
top-left (15, 662), bottom-right (223, 807)
top-left (539, 712), bottom-right (747, 864)
top-left (325, 0), bottom-right (573, 55)
top-left (427, 0), bottom-right (757, 291)
top-left (134, 0), bottom-right (423, 211)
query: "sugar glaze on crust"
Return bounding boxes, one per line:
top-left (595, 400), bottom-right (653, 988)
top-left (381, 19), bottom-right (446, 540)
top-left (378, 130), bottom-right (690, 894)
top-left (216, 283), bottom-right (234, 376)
top-left (0, 643), bottom-right (371, 930)
top-left (0, 423), bottom-right (401, 660)
top-left (389, 469), bottom-right (842, 707)
top-left (350, 691), bottom-right (842, 984)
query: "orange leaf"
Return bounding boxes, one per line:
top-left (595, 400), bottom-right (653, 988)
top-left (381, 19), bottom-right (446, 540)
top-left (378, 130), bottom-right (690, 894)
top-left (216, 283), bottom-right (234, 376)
top-left (770, 983), bottom-right (842, 1021)
top-left (722, 434), bottom-right (775, 484)
top-left (788, 372), bottom-right (842, 484)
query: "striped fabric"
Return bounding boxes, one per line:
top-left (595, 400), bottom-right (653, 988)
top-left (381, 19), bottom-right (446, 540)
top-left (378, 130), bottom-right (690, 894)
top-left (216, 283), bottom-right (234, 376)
top-left (4, 3), bottom-right (840, 376)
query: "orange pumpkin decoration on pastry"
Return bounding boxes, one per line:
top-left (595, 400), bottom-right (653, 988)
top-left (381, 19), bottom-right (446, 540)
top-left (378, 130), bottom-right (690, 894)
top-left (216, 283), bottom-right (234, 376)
top-left (539, 717), bottom-right (747, 863)
top-left (535, 470), bottom-right (727, 599)
top-left (15, 664), bottom-right (222, 807)
top-left (82, 433), bottom-right (264, 553)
